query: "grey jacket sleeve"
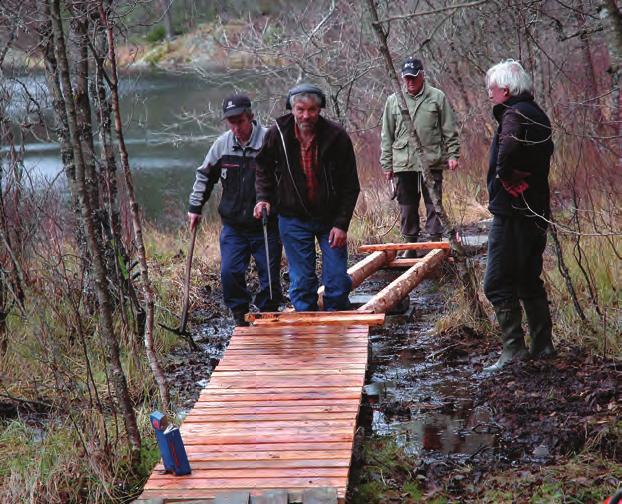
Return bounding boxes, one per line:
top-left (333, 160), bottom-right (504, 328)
top-left (188, 136), bottom-right (225, 214)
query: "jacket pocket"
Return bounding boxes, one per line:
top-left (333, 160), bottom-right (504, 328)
top-left (392, 137), bottom-right (410, 168)
top-left (218, 168), bottom-right (242, 218)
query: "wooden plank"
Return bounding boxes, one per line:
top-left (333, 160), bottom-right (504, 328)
top-left (359, 248), bottom-right (447, 313)
top-left (155, 459), bottom-right (350, 471)
top-left (144, 477), bottom-right (347, 490)
top-left (139, 488), bottom-right (346, 500)
top-left (358, 241), bottom-right (450, 252)
top-left (385, 258), bottom-right (424, 268)
top-left (246, 312), bottom-right (384, 326)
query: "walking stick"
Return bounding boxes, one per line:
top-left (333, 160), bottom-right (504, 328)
top-left (159, 224), bottom-right (200, 351)
top-left (261, 207), bottom-right (273, 302)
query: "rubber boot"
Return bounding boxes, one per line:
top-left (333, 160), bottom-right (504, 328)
top-left (484, 304), bottom-right (529, 372)
top-left (522, 297), bottom-right (556, 358)
top-left (399, 234), bottom-right (419, 259)
top-left (232, 309), bottom-right (249, 327)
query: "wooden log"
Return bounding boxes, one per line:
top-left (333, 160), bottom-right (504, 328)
top-left (358, 241), bottom-right (450, 253)
top-left (358, 249), bottom-right (447, 313)
top-left (246, 311), bottom-right (385, 327)
top-left (317, 250), bottom-right (395, 309)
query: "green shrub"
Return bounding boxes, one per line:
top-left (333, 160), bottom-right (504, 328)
top-left (146, 25), bottom-right (166, 43)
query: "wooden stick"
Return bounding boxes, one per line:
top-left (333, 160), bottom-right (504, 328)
top-left (246, 311), bottom-right (385, 327)
top-left (359, 249), bottom-right (447, 313)
top-left (358, 241), bottom-right (450, 253)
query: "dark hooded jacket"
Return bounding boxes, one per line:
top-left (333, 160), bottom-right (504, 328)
top-left (255, 113), bottom-right (360, 231)
top-left (488, 93), bottom-right (554, 217)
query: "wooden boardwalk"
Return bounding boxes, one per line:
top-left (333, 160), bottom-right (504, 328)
top-left (139, 322), bottom-right (377, 503)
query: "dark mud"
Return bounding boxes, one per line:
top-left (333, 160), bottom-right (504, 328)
top-left (349, 264), bottom-right (622, 503)
top-left (163, 251), bottom-right (621, 503)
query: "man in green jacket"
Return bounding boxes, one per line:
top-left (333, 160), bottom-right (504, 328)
top-left (380, 57), bottom-right (460, 256)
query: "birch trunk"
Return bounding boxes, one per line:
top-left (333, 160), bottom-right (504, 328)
top-left (47, 0), bottom-right (142, 459)
top-left (98, 0), bottom-right (170, 410)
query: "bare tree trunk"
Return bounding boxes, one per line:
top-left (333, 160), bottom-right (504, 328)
top-left (159, 0), bottom-right (175, 40)
top-left (47, 0), bottom-right (141, 459)
top-left (365, 0), bottom-right (486, 322)
top-left (98, 0), bottom-right (171, 410)
top-left (600, 0), bottom-right (622, 165)
top-left (93, 27), bottom-right (146, 351)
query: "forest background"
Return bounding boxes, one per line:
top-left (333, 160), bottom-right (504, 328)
top-left (0, 0), bottom-right (620, 502)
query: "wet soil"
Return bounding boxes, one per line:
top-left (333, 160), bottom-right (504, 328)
top-left (348, 266), bottom-right (621, 503)
top-left (162, 252), bottom-right (621, 503)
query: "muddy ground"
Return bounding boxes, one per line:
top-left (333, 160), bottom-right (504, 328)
top-left (164, 257), bottom-right (621, 503)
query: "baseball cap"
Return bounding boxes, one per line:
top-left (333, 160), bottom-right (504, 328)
top-left (222, 94), bottom-right (252, 118)
top-left (401, 57), bottom-right (423, 77)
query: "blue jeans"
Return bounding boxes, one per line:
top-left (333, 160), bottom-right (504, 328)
top-left (278, 215), bottom-right (352, 311)
top-left (220, 224), bottom-right (283, 313)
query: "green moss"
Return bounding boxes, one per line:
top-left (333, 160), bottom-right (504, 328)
top-left (352, 480), bottom-right (385, 504)
top-left (403, 480), bottom-right (423, 501)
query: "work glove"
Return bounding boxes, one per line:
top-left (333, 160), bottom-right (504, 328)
top-left (501, 179), bottom-right (529, 197)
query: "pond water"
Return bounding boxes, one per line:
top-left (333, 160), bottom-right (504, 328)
top-left (7, 70), bottom-right (267, 228)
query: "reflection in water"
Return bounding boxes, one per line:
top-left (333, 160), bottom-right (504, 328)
top-left (10, 70), bottom-right (268, 226)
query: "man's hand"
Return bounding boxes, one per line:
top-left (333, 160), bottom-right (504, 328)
top-left (501, 179), bottom-right (529, 197)
top-left (188, 212), bottom-right (201, 231)
top-left (253, 201), bottom-right (271, 220)
top-left (448, 159), bottom-right (459, 171)
top-left (328, 227), bottom-right (347, 248)
top-left (383, 170), bottom-right (394, 181)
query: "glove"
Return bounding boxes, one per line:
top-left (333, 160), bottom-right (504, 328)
top-left (501, 179), bottom-right (529, 197)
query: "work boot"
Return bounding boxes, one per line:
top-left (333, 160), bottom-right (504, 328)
top-left (399, 234), bottom-right (419, 259)
top-left (484, 304), bottom-right (529, 372)
top-left (522, 297), bottom-right (556, 359)
top-left (232, 309), bottom-right (249, 327)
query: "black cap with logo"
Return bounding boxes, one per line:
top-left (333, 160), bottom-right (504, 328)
top-left (222, 94), bottom-right (252, 118)
top-left (401, 57), bottom-right (423, 77)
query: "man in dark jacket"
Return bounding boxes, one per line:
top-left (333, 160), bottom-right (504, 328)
top-left (188, 94), bottom-right (283, 326)
top-left (483, 60), bottom-right (556, 372)
top-left (253, 84), bottom-right (360, 311)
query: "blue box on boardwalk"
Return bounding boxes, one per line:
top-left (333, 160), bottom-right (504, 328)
top-left (149, 411), bottom-right (191, 476)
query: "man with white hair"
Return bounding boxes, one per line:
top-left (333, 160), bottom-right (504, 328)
top-left (254, 84), bottom-right (360, 311)
top-left (483, 59), bottom-right (556, 372)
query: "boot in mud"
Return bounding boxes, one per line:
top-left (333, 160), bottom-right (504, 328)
top-left (484, 304), bottom-right (529, 372)
top-left (399, 234), bottom-right (420, 259)
top-left (232, 309), bottom-right (249, 327)
top-left (523, 297), bottom-right (556, 359)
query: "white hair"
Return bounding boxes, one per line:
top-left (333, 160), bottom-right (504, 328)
top-left (486, 59), bottom-right (532, 96)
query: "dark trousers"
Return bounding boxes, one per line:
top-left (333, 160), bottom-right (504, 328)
top-left (396, 170), bottom-right (443, 239)
top-left (483, 214), bottom-right (548, 308)
top-left (278, 215), bottom-right (352, 312)
top-left (220, 224), bottom-right (283, 313)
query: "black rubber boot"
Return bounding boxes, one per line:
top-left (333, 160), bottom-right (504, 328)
top-left (399, 234), bottom-right (419, 259)
top-left (523, 297), bottom-right (556, 358)
top-left (232, 309), bottom-right (249, 327)
top-left (484, 304), bottom-right (529, 372)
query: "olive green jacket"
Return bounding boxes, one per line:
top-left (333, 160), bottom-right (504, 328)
top-left (380, 83), bottom-right (460, 173)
